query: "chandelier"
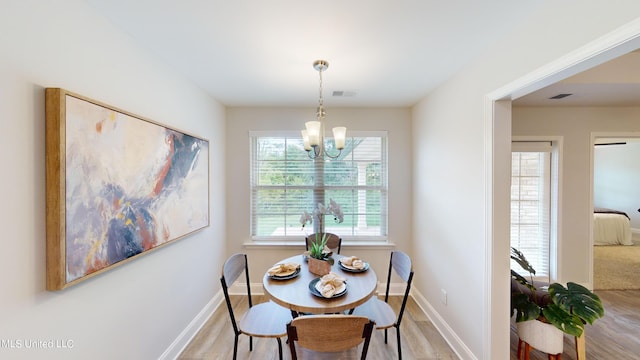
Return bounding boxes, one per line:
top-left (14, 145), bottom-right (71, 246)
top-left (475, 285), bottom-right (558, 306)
top-left (301, 60), bottom-right (346, 159)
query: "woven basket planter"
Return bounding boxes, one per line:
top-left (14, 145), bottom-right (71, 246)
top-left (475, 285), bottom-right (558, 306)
top-left (307, 257), bottom-right (331, 276)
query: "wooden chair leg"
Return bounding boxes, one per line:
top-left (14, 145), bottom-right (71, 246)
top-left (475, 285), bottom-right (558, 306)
top-left (575, 332), bottom-right (586, 360)
top-left (524, 342), bottom-right (531, 360)
top-left (517, 338), bottom-right (524, 359)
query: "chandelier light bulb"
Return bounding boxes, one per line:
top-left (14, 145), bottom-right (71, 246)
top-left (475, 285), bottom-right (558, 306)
top-left (301, 59), bottom-right (346, 160)
top-left (305, 121), bottom-right (321, 147)
top-left (332, 127), bottom-right (346, 150)
top-left (301, 130), bottom-right (312, 151)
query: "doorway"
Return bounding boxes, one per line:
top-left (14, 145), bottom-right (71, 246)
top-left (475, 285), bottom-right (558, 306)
top-left (487, 24), bottom-right (640, 360)
top-left (592, 135), bottom-right (640, 290)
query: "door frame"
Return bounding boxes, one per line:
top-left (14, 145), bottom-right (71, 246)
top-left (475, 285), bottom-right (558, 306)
top-left (484, 20), bottom-right (640, 360)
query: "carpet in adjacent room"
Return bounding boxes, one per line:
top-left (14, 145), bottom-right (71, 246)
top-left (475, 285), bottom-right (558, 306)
top-left (593, 244), bottom-right (640, 290)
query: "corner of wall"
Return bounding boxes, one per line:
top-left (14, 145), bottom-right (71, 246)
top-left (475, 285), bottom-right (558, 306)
top-left (159, 291), bottom-right (224, 360)
top-left (410, 288), bottom-right (477, 360)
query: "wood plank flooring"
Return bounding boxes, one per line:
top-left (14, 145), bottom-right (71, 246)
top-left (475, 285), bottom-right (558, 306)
top-left (178, 290), bottom-right (640, 359)
top-left (178, 295), bottom-right (458, 359)
top-left (509, 290), bottom-right (640, 360)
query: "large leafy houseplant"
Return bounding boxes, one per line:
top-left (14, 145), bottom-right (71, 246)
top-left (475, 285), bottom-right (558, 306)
top-left (510, 247), bottom-right (605, 337)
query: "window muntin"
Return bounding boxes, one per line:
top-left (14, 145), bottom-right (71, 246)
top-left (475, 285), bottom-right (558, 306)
top-left (510, 145), bottom-right (552, 280)
top-left (250, 132), bottom-right (387, 240)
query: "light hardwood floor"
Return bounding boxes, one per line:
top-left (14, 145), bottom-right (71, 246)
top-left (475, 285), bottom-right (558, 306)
top-left (178, 295), bottom-right (459, 359)
top-left (178, 290), bottom-right (640, 359)
top-left (509, 290), bottom-right (640, 360)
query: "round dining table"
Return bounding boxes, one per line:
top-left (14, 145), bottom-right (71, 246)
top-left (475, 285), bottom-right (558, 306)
top-left (262, 254), bottom-right (377, 316)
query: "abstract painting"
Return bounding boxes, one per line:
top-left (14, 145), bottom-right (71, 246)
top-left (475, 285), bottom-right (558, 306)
top-left (45, 88), bottom-right (209, 290)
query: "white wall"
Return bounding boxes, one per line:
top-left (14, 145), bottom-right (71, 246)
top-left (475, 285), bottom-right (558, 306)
top-left (412, 3), bottom-right (640, 359)
top-left (225, 107), bottom-right (412, 284)
top-left (0, 1), bottom-right (225, 359)
top-left (594, 141), bottom-right (640, 230)
top-left (513, 106), bottom-right (640, 281)
top-left (5, 1), bottom-right (640, 360)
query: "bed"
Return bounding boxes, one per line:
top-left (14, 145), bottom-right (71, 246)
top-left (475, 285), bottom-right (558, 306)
top-left (593, 207), bottom-right (633, 245)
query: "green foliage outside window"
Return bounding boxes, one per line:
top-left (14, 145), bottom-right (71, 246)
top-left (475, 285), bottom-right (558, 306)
top-left (252, 135), bottom-right (386, 237)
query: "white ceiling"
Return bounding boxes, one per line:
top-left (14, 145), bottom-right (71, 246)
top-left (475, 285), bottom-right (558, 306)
top-left (84, 1), bottom-right (640, 108)
top-left (85, 0), bottom-right (545, 107)
top-left (513, 50), bottom-right (640, 107)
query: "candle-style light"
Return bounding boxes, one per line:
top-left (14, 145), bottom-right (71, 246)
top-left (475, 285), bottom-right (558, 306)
top-left (302, 60), bottom-right (346, 159)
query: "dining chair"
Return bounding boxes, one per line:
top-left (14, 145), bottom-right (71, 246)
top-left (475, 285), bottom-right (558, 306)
top-left (220, 253), bottom-right (292, 360)
top-left (305, 232), bottom-right (342, 254)
top-left (352, 250), bottom-right (414, 360)
top-left (286, 314), bottom-right (375, 360)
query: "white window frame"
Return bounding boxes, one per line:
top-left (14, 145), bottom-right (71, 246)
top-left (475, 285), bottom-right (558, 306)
top-left (249, 130), bottom-right (388, 242)
top-left (511, 139), bottom-right (561, 282)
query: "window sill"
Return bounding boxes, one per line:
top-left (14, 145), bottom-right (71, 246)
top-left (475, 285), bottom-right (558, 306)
top-left (243, 240), bottom-right (396, 250)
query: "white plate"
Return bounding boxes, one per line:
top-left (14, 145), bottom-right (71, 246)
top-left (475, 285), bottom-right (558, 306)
top-left (270, 267), bottom-right (301, 280)
top-left (338, 260), bottom-right (369, 272)
top-left (313, 279), bottom-right (346, 298)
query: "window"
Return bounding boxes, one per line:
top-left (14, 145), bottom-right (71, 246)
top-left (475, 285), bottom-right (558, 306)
top-left (511, 142), bottom-right (555, 280)
top-left (250, 131), bottom-right (387, 241)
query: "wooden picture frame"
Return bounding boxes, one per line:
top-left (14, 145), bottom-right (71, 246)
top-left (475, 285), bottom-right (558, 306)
top-left (45, 88), bottom-right (209, 290)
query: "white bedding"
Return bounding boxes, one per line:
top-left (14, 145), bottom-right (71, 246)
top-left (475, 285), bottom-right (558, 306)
top-left (593, 213), bottom-right (633, 245)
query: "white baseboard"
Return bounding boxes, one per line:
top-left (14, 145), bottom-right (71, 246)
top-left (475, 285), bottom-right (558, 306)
top-left (159, 291), bottom-right (223, 360)
top-left (162, 284), bottom-right (474, 360)
top-left (410, 288), bottom-right (476, 360)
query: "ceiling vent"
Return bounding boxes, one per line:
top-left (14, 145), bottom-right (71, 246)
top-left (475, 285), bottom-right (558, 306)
top-left (332, 90), bottom-right (357, 97)
top-left (549, 93), bottom-right (572, 99)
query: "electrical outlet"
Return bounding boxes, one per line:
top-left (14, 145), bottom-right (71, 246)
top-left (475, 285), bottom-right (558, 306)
top-left (440, 288), bottom-right (447, 305)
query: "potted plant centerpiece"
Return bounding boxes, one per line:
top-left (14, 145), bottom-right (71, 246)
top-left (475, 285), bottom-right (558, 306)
top-left (300, 199), bottom-right (343, 276)
top-left (511, 247), bottom-right (605, 357)
top-left (305, 233), bottom-right (333, 276)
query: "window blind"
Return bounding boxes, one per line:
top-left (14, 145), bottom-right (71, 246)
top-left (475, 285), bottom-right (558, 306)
top-left (250, 132), bottom-right (388, 240)
top-left (511, 145), bottom-right (551, 280)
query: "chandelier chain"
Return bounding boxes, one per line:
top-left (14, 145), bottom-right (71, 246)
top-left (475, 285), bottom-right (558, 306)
top-left (302, 59), bottom-right (345, 160)
top-left (318, 67), bottom-right (324, 115)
